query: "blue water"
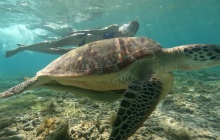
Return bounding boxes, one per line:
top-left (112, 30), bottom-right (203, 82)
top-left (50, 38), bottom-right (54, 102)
top-left (0, 1), bottom-right (220, 139)
top-left (0, 0), bottom-right (220, 77)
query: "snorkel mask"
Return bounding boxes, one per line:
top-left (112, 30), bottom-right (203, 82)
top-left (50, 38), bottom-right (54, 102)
top-left (119, 20), bottom-right (139, 36)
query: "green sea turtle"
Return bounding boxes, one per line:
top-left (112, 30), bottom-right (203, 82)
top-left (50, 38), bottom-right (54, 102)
top-left (1, 36), bottom-right (220, 140)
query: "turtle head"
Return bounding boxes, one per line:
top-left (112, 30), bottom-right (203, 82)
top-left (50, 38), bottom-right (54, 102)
top-left (160, 44), bottom-right (220, 71)
top-left (181, 44), bottom-right (220, 70)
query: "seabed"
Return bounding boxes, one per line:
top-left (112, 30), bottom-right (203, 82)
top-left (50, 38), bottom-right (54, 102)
top-left (0, 70), bottom-right (219, 140)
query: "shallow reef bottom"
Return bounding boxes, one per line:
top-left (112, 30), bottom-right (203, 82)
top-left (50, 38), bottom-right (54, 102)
top-left (0, 70), bottom-right (220, 140)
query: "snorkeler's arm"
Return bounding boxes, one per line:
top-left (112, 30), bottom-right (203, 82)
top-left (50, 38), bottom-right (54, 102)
top-left (67, 24), bottom-right (119, 36)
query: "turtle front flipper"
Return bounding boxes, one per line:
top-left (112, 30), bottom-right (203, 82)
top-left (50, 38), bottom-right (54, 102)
top-left (109, 74), bottom-right (163, 140)
top-left (0, 77), bottom-right (38, 98)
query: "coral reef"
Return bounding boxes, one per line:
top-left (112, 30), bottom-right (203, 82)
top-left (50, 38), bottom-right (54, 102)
top-left (36, 117), bottom-right (69, 140)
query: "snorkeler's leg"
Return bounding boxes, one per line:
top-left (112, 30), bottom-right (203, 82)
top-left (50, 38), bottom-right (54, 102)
top-left (45, 47), bottom-right (75, 55)
top-left (5, 44), bottom-right (24, 57)
top-left (5, 35), bottom-right (81, 57)
top-left (5, 41), bottom-right (55, 57)
top-left (49, 34), bottom-right (81, 47)
top-left (5, 46), bottom-right (75, 57)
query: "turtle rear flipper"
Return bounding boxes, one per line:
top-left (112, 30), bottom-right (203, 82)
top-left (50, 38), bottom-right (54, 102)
top-left (109, 74), bottom-right (164, 140)
top-left (0, 77), bottom-right (38, 98)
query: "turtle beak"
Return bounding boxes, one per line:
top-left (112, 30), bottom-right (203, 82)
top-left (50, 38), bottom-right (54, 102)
top-left (184, 44), bottom-right (220, 61)
top-left (208, 45), bottom-right (220, 64)
top-left (201, 45), bottom-right (220, 62)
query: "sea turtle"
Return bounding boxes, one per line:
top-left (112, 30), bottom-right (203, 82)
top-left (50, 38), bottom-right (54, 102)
top-left (1, 36), bottom-right (220, 140)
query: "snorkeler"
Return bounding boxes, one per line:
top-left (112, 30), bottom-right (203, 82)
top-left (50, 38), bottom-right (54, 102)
top-left (5, 20), bottom-right (139, 57)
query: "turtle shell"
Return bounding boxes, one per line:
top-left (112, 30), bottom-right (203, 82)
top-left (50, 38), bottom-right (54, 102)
top-left (37, 37), bottom-right (162, 77)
